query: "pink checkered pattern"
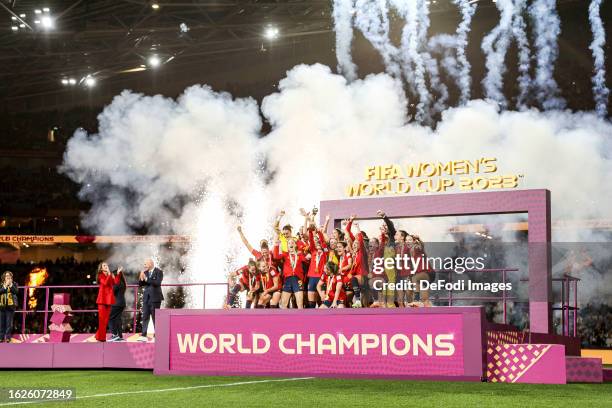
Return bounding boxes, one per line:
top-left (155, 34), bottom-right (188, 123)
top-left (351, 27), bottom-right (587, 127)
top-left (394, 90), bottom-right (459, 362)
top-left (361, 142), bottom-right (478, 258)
top-left (487, 343), bottom-right (551, 383)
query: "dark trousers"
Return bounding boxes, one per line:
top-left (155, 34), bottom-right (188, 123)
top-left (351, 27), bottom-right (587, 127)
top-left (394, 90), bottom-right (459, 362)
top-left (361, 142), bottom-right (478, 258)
top-left (109, 305), bottom-right (125, 337)
top-left (0, 309), bottom-right (15, 341)
top-left (141, 302), bottom-right (161, 336)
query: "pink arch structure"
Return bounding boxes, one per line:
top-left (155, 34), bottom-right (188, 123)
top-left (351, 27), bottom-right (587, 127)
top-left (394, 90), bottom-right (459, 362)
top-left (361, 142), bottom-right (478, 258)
top-left (319, 188), bottom-right (552, 334)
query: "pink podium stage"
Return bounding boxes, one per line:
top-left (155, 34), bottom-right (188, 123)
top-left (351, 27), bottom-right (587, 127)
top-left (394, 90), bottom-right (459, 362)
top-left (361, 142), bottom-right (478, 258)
top-left (154, 307), bottom-right (486, 381)
top-left (0, 307), bottom-right (603, 384)
top-left (0, 337), bottom-right (155, 369)
top-left (0, 190), bottom-right (605, 384)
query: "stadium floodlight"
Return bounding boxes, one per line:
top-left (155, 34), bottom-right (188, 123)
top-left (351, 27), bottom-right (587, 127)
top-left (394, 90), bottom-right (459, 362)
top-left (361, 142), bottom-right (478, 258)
top-left (11, 16), bottom-right (16, 20)
top-left (61, 79), bottom-right (68, 85)
top-left (19, 13), bottom-right (26, 18)
top-left (19, 23), bottom-right (25, 28)
top-left (68, 78), bottom-right (77, 85)
top-left (11, 26), bottom-right (18, 31)
top-left (34, 20), bottom-right (41, 24)
top-left (35, 9), bottom-right (42, 14)
top-left (148, 54), bottom-right (161, 68)
top-left (151, 3), bottom-right (160, 9)
top-left (264, 25), bottom-right (279, 40)
top-left (84, 76), bottom-right (96, 87)
top-left (43, 7), bottom-right (50, 13)
top-left (41, 15), bottom-right (54, 29)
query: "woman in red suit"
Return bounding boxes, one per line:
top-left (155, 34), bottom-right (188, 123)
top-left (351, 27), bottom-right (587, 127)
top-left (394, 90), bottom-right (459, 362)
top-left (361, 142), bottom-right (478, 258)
top-left (95, 262), bottom-right (116, 342)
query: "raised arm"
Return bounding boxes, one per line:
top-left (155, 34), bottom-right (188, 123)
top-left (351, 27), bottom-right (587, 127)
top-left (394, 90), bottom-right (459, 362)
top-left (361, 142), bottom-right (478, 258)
top-left (236, 225), bottom-right (255, 254)
top-left (322, 214), bottom-right (331, 234)
top-left (345, 215), bottom-right (356, 244)
top-left (113, 266), bottom-right (124, 285)
top-left (377, 210), bottom-right (396, 246)
top-left (354, 221), bottom-right (364, 243)
top-left (317, 230), bottom-right (327, 249)
top-left (273, 210), bottom-right (285, 235)
top-left (308, 228), bottom-right (317, 255)
top-left (272, 239), bottom-right (283, 261)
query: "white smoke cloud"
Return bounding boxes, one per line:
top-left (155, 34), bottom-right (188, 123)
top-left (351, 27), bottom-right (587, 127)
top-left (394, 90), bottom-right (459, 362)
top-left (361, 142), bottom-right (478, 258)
top-left (332, 0), bottom-right (359, 82)
top-left (353, 0), bottom-right (401, 78)
top-left (529, 0), bottom-right (566, 110)
top-left (62, 64), bottom-right (612, 308)
top-left (481, 0), bottom-right (514, 109)
top-left (511, 0), bottom-right (531, 109)
top-left (588, 0), bottom-right (610, 117)
top-left (429, 0), bottom-right (477, 105)
top-left (392, 0), bottom-right (432, 122)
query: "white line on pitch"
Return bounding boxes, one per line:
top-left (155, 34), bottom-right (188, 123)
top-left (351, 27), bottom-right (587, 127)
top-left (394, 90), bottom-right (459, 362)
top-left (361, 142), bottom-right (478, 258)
top-left (0, 377), bottom-right (315, 406)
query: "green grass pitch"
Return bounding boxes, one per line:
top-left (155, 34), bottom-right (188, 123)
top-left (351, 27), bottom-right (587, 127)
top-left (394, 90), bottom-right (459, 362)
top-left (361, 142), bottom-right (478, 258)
top-left (0, 370), bottom-right (609, 408)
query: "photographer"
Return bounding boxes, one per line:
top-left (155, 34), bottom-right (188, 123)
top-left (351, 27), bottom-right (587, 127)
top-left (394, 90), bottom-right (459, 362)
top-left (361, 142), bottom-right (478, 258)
top-left (0, 271), bottom-right (18, 343)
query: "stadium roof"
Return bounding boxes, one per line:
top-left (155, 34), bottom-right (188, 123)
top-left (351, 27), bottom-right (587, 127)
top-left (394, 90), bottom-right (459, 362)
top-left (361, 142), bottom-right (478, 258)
top-left (0, 0), bottom-right (589, 109)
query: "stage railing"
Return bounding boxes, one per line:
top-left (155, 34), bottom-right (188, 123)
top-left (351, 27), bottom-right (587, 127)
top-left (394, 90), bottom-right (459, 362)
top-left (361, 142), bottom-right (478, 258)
top-left (15, 282), bottom-right (228, 335)
top-left (16, 268), bottom-right (528, 333)
top-left (433, 268), bottom-right (519, 324)
top-left (520, 274), bottom-right (580, 337)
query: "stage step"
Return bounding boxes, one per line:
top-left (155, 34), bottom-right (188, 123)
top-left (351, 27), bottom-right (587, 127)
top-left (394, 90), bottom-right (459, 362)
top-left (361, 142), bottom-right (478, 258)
top-left (565, 356), bottom-right (603, 383)
top-left (604, 369), bottom-right (612, 383)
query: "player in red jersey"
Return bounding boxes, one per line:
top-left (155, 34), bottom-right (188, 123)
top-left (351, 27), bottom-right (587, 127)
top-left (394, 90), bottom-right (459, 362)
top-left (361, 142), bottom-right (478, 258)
top-left (367, 230), bottom-right (387, 307)
top-left (334, 240), bottom-right (353, 305)
top-left (225, 259), bottom-right (257, 309)
top-left (317, 262), bottom-right (346, 308)
top-left (236, 225), bottom-right (274, 267)
top-left (305, 225), bottom-right (328, 308)
top-left (256, 259), bottom-right (282, 308)
top-left (272, 235), bottom-right (308, 308)
top-left (408, 234), bottom-right (432, 307)
top-left (395, 229), bottom-right (412, 307)
top-left (246, 261), bottom-right (262, 308)
top-left (346, 217), bottom-right (370, 307)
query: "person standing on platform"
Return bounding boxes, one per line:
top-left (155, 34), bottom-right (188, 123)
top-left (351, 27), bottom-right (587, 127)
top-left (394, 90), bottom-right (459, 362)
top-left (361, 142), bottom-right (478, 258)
top-left (108, 267), bottom-right (126, 342)
top-left (0, 271), bottom-right (18, 343)
top-left (138, 258), bottom-right (163, 341)
top-left (95, 262), bottom-right (115, 342)
top-left (377, 210), bottom-right (398, 308)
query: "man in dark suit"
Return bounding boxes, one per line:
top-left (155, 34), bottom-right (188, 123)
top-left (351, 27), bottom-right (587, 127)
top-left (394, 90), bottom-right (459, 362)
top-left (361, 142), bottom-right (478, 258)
top-left (138, 258), bottom-right (163, 341)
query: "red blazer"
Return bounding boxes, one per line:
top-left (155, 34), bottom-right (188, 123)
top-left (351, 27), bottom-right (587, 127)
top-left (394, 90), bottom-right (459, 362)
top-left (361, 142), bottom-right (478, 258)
top-left (96, 272), bottom-right (116, 305)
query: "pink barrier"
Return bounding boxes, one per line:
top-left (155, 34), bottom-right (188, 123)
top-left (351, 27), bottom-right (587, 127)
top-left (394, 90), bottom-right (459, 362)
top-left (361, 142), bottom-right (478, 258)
top-left (487, 344), bottom-right (567, 384)
top-left (154, 307), bottom-right (486, 381)
top-left (16, 282), bottom-right (228, 335)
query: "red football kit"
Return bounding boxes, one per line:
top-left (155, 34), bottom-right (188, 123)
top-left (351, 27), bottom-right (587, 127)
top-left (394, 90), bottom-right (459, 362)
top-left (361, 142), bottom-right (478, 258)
top-left (307, 230), bottom-right (328, 278)
top-left (251, 249), bottom-right (275, 268)
top-left (273, 244), bottom-right (307, 282)
top-left (324, 274), bottom-right (346, 302)
top-left (396, 242), bottom-right (411, 278)
top-left (260, 269), bottom-right (281, 292)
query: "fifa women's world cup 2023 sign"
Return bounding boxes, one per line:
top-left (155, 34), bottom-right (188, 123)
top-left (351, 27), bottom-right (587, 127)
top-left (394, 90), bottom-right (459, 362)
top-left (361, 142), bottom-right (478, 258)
top-left (345, 158), bottom-right (522, 197)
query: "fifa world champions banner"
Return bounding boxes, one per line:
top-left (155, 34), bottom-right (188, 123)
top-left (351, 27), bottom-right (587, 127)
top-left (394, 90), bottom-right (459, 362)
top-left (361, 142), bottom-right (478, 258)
top-left (154, 308), bottom-right (486, 381)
